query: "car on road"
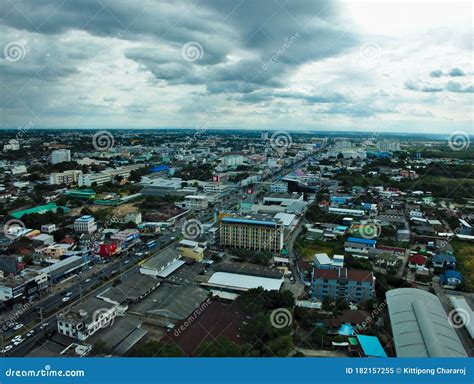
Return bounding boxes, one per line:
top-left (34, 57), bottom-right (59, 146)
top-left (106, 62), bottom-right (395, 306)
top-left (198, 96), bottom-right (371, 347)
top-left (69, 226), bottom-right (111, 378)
top-left (124, 260), bottom-right (130, 264)
top-left (26, 330), bottom-right (35, 337)
top-left (13, 323), bottom-right (24, 331)
top-left (65, 291), bottom-right (73, 297)
top-left (39, 322), bottom-right (49, 330)
top-left (62, 296), bottom-right (71, 303)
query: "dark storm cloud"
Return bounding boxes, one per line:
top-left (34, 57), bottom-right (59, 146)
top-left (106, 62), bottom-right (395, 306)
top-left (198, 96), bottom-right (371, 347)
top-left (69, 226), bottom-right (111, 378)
top-left (0, 0), bottom-right (359, 112)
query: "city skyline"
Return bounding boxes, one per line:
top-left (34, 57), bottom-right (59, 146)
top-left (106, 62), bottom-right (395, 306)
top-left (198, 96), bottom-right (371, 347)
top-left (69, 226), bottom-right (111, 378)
top-left (0, 0), bottom-right (473, 133)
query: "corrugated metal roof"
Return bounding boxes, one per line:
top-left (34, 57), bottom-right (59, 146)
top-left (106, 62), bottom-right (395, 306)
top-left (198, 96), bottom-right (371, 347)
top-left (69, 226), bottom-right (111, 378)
top-left (386, 288), bottom-right (467, 357)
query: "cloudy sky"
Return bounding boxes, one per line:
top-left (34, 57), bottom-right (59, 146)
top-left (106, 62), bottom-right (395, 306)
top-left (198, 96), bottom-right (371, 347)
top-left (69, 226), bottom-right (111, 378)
top-left (0, 0), bottom-right (472, 133)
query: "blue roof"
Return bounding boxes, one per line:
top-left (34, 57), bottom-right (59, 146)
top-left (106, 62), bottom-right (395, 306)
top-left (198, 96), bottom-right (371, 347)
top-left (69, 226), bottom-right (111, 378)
top-left (442, 270), bottom-right (462, 281)
top-left (151, 164), bottom-right (170, 172)
top-left (221, 217), bottom-right (278, 226)
top-left (356, 335), bottom-right (387, 357)
top-left (339, 324), bottom-right (354, 336)
top-left (433, 253), bottom-right (456, 263)
top-left (347, 237), bottom-right (377, 246)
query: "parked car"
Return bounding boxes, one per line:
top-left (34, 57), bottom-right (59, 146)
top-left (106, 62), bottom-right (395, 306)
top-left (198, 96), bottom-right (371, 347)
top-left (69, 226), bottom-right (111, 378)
top-left (84, 278), bottom-right (91, 283)
top-left (26, 330), bottom-right (34, 337)
top-left (62, 296), bottom-right (71, 303)
top-left (13, 323), bottom-right (24, 331)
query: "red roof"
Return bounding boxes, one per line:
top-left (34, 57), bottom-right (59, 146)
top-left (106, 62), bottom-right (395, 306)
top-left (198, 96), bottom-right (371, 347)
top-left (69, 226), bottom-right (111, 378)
top-left (60, 237), bottom-right (75, 245)
top-left (313, 268), bottom-right (373, 283)
top-left (408, 254), bottom-right (427, 265)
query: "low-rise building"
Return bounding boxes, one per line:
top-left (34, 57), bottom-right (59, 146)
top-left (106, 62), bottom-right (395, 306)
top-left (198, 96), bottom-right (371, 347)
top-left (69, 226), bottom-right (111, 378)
top-left (184, 195), bottom-right (208, 210)
top-left (178, 239), bottom-right (205, 262)
top-left (57, 297), bottom-right (120, 341)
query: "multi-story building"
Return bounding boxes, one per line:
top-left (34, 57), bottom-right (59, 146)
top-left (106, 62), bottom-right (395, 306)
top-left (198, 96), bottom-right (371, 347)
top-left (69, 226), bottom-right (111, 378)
top-left (110, 229), bottom-right (140, 250)
top-left (269, 182), bottom-right (288, 194)
top-left (49, 170), bottom-right (83, 185)
top-left (178, 239), bottom-right (205, 262)
top-left (57, 297), bottom-right (120, 341)
top-left (78, 164), bottom-right (145, 187)
top-left (219, 216), bottom-right (284, 252)
top-left (376, 140), bottom-right (400, 152)
top-left (312, 267), bottom-right (375, 302)
top-left (203, 182), bottom-right (234, 196)
top-left (184, 195), bottom-right (208, 211)
top-left (51, 149), bottom-right (71, 164)
top-left (74, 215), bottom-right (97, 234)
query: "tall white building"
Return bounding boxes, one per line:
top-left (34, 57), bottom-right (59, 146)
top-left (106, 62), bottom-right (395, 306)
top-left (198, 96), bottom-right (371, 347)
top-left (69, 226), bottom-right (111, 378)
top-left (51, 149), bottom-right (71, 164)
top-left (376, 140), bottom-right (401, 152)
top-left (74, 215), bottom-right (97, 234)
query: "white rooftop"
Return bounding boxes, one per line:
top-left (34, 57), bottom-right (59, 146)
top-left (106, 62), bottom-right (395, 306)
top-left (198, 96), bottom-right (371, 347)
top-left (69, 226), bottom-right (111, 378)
top-left (315, 253), bottom-right (331, 265)
top-left (206, 272), bottom-right (283, 291)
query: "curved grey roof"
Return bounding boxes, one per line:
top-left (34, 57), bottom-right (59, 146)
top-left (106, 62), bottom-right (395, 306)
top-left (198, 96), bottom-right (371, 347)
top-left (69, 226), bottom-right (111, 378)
top-left (386, 288), bottom-right (467, 357)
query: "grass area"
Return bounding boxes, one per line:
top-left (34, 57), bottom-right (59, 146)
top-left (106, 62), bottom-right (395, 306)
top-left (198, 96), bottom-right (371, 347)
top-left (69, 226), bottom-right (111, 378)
top-left (294, 238), bottom-right (345, 260)
top-left (451, 240), bottom-right (474, 292)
